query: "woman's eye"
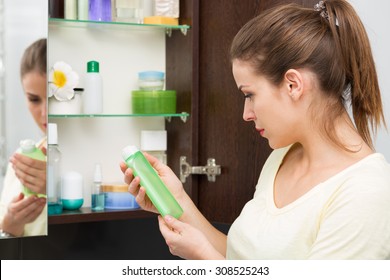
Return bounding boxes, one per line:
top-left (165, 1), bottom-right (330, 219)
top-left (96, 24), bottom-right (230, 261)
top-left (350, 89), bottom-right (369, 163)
top-left (28, 97), bottom-right (41, 103)
top-left (244, 93), bottom-right (253, 100)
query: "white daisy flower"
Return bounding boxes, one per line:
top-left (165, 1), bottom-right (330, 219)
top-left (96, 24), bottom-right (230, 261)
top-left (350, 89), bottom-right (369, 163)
top-left (49, 61), bottom-right (79, 101)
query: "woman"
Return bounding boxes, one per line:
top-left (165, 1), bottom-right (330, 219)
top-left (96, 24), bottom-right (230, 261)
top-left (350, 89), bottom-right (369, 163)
top-left (0, 38), bottom-right (47, 238)
top-left (121, 0), bottom-right (390, 259)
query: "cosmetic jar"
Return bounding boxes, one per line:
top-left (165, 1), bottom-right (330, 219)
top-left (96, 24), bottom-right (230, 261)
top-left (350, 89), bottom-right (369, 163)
top-left (102, 184), bottom-right (139, 210)
top-left (131, 90), bottom-right (176, 114)
top-left (138, 71), bottom-right (165, 90)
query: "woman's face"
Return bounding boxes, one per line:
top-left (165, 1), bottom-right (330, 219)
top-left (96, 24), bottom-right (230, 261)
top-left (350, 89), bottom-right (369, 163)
top-left (232, 59), bottom-right (300, 149)
top-left (21, 71), bottom-right (47, 133)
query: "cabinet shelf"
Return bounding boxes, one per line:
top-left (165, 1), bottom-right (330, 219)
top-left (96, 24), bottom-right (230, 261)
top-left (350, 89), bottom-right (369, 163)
top-left (48, 207), bottom-right (156, 225)
top-left (49, 18), bottom-right (190, 35)
top-left (48, 112), bottom-right (189, 122)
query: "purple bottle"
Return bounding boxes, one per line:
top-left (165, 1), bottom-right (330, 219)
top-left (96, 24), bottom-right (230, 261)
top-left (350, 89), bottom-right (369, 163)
top-left (89, 0), bottom-right (112, 21)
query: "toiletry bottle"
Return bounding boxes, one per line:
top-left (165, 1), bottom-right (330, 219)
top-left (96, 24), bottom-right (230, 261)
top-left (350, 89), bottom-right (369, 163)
top-left (61, 171), bottom-right (84, 210)
top-left (122, 145), bottom-right (183, 218)
top-left (49, 0), bottom-right (64, 19)
top-left (141, 130), bottom-right (167, 165)
top-left (19, 139), bottom-right (46, 197)
top-left (83, 60), bottom-right (103, 114)
top-left (91, 163), bottom-right (105, 211)
top-left (154, 0), bottom-right (179, 18)
top-left (47, 123), bottom-right (63, 215)
top-left (114, 0), bottom-right (143, 23)
top-left (78, 0), bottom-right (89, 20)
top-left (64, 0), bottom-right (78, 20)
top-left (89, 0), bottom-right (112, 21)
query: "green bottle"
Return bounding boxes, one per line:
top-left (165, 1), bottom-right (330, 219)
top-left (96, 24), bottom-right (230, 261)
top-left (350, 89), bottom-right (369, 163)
top-left (19, 139), bottom-right (47, 198)
top-left (122, 145), bottom-right (183, 219)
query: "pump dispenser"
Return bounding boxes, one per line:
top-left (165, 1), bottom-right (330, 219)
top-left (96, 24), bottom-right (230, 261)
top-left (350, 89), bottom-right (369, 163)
top-left (91, 163), bottom-right (105, 211)
top-left (19, 139), bottom-right (46, 197)
top-left (122, 145), bottom-right (183, 218)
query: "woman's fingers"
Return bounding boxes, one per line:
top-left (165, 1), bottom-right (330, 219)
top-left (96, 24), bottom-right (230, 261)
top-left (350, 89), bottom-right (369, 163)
top-left (119, 161), bottom-right (128, 174)
top-left (128, 176), bottom-right (140, 196)
top-left (8, 194), bottom-right (46, 221)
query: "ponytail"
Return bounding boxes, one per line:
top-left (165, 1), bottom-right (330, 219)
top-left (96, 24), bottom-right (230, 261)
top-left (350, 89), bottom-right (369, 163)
top-left (324, 0), bottom-right (386, 148)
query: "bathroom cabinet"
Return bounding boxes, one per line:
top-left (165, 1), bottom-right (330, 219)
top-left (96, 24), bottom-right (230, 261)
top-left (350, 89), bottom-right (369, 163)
top-left (48, 18), bottom-right (190, 223)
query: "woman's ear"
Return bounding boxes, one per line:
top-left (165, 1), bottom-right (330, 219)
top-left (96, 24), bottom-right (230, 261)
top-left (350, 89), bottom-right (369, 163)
top-left (284, 69), bottom-right (304, 101)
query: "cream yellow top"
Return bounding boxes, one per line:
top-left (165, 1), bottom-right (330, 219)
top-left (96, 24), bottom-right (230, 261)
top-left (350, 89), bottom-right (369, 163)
top-left (0, 138), bottom-right (47, 237)
top-left (227, 146), bottom-right (390, 259)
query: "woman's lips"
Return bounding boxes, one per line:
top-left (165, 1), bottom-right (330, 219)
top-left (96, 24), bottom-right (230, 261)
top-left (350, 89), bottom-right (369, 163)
top-left (256, 128), bottom-right (265, 136)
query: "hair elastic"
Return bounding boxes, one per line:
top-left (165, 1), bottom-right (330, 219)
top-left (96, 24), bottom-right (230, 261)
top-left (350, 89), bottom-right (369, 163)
top-left (314, 1), bottom-right (339, 26)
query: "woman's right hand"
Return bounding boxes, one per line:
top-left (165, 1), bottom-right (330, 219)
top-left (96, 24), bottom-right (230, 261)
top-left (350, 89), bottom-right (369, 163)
top-left (120, 152), bottom-right (185, 214)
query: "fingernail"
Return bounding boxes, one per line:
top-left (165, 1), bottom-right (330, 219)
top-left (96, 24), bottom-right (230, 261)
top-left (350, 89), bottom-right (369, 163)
top-left (164, 215), bottom-right (173, 222)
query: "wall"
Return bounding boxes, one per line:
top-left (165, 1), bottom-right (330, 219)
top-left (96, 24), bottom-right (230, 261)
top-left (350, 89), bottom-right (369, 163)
top-left (350, 0), bottom-right (390, 160)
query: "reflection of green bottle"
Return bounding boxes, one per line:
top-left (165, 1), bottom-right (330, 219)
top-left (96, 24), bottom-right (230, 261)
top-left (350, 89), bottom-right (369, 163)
top-left (122, 145), bottom-right (183, 219)
top-left (19, 139), bottom-right (46, 198)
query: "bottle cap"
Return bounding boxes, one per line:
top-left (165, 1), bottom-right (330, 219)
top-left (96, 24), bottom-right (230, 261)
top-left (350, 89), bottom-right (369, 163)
top-left (20, 139), bottom-right (36, 153)
top-left (94, 163), bottom-right (102, 182)
top-left (138, 71), bottom-right (164, 80)
top-left (122, 145), bottom-right (139, 161)
top-left (87, 61), bottom-right (99, 73)
top-left (48, 123), bottom-right (58, 145)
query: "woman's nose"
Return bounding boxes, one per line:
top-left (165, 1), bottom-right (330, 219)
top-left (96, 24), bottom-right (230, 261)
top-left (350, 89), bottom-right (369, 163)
top-left (242, 102), bottom-right (255, 122)
top-left (41, 100), bottom-right (47, 118)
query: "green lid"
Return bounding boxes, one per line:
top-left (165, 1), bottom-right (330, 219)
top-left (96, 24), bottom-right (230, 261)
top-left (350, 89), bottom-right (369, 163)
top-left (87, 61), bottom-right (99, 73)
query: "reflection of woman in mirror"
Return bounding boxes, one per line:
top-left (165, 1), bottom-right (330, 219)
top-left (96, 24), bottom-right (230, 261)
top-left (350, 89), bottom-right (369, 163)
top-left (0, 38), bottom-right (47, 238)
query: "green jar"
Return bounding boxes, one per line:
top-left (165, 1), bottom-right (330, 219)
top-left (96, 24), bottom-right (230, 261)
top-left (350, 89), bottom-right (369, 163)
top-left (131, 90), bottom-right (176, 114)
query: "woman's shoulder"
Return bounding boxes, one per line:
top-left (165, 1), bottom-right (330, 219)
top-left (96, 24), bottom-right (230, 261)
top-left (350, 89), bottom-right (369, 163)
top-left (340, 153), bottom-right (390, 196)
top-left (351, 153), bottom-right (390, 180)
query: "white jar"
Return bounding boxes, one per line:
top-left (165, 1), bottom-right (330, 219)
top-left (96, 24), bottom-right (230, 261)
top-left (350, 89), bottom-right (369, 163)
top-left (138, 71), bottom-right (164, 90)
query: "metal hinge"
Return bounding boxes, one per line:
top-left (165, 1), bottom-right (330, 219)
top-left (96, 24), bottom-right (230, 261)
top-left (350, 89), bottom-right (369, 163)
top-left (180, 156), bottom-right (221, 183)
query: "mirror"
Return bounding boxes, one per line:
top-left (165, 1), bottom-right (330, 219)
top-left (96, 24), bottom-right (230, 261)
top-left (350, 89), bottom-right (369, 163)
top-left (0, 0), bottom-right (47, 238)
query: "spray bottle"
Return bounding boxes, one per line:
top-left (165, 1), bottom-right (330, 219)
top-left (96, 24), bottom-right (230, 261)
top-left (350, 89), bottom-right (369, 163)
top-left (91, 163), bottom-right (105, 211)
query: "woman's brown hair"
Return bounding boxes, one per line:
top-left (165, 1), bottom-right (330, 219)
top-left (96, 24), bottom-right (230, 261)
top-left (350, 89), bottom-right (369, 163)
top-left (230, 0), bottom-right (385, 149)
top-left (20, 38), bottom-right (46, 79)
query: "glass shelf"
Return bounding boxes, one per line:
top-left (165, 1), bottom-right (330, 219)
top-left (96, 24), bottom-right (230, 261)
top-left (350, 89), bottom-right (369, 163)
top-left (48, 207), bottom-right (156, 225)
top-left (49, 18), bottom-right (190, 36)
top-left (48, 112), bottom-right (189, 122)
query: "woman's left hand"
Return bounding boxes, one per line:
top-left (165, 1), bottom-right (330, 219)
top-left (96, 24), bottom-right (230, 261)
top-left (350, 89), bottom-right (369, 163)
top-left (2, 193), bottom-right (46, 237)
top-left (10, 151), bottom-right (46, 195)
top-left (158, 215), bottom-right (225, 260)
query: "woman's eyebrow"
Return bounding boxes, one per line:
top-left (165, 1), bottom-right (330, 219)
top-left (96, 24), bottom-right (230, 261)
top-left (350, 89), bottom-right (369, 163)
top-left (238, 85), bottom-right (249, 91)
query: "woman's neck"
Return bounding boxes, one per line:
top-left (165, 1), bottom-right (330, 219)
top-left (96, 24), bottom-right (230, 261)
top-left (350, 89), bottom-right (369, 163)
top-left (293, 111), bottom-right (373, 170)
